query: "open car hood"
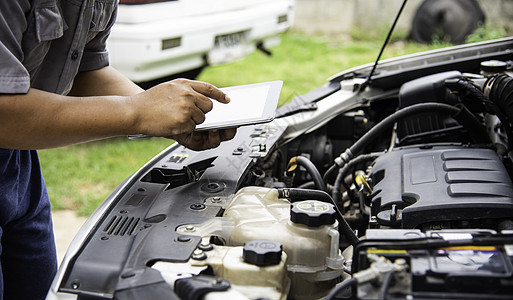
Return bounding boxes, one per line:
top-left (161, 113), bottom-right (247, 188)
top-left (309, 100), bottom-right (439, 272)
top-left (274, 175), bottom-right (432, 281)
top-left (48, 37), bottom-right (513, 300)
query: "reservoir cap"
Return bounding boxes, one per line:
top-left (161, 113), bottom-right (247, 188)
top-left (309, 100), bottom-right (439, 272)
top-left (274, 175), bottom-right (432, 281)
top-left (481, 60), bottom-right (507, 74)
top-left (243, 240), bottom-right (282, 266)
top-left (290, 200), bottom-right (336, 227)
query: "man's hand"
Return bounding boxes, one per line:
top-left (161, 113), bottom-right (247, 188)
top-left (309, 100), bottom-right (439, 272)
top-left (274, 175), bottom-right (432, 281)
top-left (129, 79), bottom-right (233, 139)
top-left (171, 128), bottom-right (237, 151)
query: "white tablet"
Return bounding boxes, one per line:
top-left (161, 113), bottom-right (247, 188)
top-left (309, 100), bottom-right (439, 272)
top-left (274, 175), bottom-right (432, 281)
top-left (195, 80), bottom-right (283, 131)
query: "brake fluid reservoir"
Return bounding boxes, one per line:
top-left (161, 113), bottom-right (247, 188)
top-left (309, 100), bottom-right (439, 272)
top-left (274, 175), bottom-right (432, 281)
top-left (222, 186), bottom-right (342, 271)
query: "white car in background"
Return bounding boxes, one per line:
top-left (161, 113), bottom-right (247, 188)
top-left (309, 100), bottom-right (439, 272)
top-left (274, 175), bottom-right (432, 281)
top-left (107, 0), bottom-right (295, 87)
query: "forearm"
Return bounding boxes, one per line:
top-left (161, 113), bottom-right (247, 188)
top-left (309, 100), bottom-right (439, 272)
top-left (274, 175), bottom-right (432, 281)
top-left (69, 66), bottom-right (144, 97)
top-left (0, 67), bottom-right (144, 149)
top-left (0, 89), bottom-right (137, 149)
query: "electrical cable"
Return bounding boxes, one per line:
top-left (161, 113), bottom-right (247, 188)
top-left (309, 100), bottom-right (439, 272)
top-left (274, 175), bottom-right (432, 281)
top-left (446, 77), bottom-right (513, 148)
top-left (324, 278), bottom-right (357, 300)
top-left (379, 271), bottom-right (395, 300)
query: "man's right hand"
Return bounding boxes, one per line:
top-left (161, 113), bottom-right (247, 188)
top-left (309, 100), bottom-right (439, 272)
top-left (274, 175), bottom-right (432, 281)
top-left (129, 78), bottom-right (231, 138)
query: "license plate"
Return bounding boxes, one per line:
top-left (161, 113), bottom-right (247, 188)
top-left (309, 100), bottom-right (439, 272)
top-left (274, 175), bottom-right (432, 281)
top-left (208, 31), bottom-right (247, 65)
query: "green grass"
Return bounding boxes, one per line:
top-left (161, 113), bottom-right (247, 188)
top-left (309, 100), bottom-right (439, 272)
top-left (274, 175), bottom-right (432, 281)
top-left (197, 32), bottom-right (440, 106)
top-left (39, 137), bottom-right (173, 215)
top-left (39, 30), bottom-right (499, 216)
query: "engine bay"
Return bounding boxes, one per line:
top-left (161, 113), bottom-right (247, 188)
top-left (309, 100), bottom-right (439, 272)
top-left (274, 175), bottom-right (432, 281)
top-left (50, 39), bottom-right (513, 300)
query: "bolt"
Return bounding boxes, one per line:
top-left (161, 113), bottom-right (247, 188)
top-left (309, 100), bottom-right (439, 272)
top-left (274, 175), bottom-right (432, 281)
top-left (177, 235), bottom-right (192, 243)
top-left (185, 225), bottom-right (195, 232)
top-left (192, 249), bottom-right (207, 260)
top-left (207, 183), bottom-right (219, 190)
top-left (211, 197), bottom-right (222, 203)
top-left (71, 280), bottom-right (80, 289)
top-left (199, 242), bottom-right (214, 251)
top-left (190, 203), bottom-right (205, 210)
top-left (212, 279), bottom-right (225, 286)
top-left (121, 272), bottom-right (136, 279)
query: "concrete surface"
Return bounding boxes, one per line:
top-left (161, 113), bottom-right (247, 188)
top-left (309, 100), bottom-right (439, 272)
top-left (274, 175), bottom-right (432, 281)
top-left (293, 0), bottom-right (422, 36)
top-left (52, 210), bottom-right (87, 265)
top-left (293, 0), bottom-right (513, 36)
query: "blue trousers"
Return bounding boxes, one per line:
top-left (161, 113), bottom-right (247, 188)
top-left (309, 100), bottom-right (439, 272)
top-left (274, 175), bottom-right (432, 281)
top-left (0, 149), bottom-right (57, 300)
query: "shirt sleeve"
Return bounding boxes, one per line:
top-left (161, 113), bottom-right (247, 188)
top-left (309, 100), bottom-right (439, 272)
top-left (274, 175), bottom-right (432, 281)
top-left (79, 1), bottom-right (118, 73)
top-left (0, 1), bottom-right (31, 94)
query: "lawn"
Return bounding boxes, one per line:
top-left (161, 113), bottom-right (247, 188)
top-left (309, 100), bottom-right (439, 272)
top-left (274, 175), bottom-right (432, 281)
top-left (38, 30), bottom-right (498, 216)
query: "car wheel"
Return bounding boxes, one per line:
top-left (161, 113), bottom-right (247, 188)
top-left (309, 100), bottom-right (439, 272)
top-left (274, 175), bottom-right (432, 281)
top-left (409, 0), bottom-right (485, 44)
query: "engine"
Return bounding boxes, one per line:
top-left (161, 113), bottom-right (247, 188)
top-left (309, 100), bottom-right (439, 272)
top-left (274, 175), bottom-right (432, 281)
top-left (217, 67), bottom-right (513, 299)
top-left (370, 145), bottom-right (513, 230)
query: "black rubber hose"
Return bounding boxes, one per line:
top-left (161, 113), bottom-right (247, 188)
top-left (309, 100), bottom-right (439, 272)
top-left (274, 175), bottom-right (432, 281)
top-left (288, 156), bottom-right (327, 192)
top-left (332, 153), bottom-right (381, 202)
top-left (324, 278), bottom-right (358, 300)
top-left (489, 74), bottom-right (513, 121)
top-left (277, 188), bottom-right (359, 246)
top-left (487, 74), bottom-right (513, 148)
top-left (297, 181), bottom-right (317, 189)
top-left (349, 103), bottom-right (489, 156)
top-left (278, 188), bottom-right (333, 204)
top-left (323, 163), bottom-right (339, 184)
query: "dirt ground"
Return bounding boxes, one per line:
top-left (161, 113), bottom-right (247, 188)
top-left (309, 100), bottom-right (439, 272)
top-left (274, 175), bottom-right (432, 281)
top-left (52, 210), bottom-right (88, 264)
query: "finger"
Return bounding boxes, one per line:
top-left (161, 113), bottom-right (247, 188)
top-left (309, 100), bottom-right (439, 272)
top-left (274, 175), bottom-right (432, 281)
top-left (170, 133), bottom-right (202, 151)
top-left (189, 106), bottom-right (207, 125)
top-left (193, 93), bottom-right (214, 114)
top-left (189, 80), bottom-right (230, 104)
top-left (219, 128), bottom-right (237, 141)
top-left (207, 130), bottom-right (221, 148)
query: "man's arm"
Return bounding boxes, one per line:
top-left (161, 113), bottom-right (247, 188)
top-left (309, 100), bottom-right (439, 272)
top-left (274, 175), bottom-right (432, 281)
top-left (0, 88), bottom-right (136, 149)
top-left (69, 66), bottom-right (144, 97)
top-left (0, 69), bottom-right (235, 150)
top-left (69, 66), bottom-right (238, 150)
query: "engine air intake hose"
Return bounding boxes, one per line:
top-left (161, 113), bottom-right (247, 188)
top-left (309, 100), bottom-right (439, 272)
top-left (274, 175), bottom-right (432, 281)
top-left (486, 74), bottom-right (513, 148)
top-left (487, 74), bottom-right (513, 122)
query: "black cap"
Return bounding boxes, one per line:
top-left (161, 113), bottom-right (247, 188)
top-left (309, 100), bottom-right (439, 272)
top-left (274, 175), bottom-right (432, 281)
top-left (243, 240), bottom-right (283, 266)
top-left (290, 200), bottom-right (336, 227)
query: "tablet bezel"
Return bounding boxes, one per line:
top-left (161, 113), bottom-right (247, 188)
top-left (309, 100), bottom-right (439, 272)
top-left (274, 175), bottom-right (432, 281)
top-left (195, 80), bottom-right (283, 131)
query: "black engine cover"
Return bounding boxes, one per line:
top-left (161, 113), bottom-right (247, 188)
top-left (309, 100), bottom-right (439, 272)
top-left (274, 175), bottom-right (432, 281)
top-left (370, 146), bottom-right (513, 228)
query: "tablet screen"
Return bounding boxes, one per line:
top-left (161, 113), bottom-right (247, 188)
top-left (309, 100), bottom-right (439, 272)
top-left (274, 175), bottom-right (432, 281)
top-left (195, 80), bottom-right (282, 131)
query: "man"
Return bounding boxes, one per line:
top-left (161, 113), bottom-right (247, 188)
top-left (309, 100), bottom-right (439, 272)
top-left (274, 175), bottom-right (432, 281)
top-left (0, 1), bottom-right (236, 299)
